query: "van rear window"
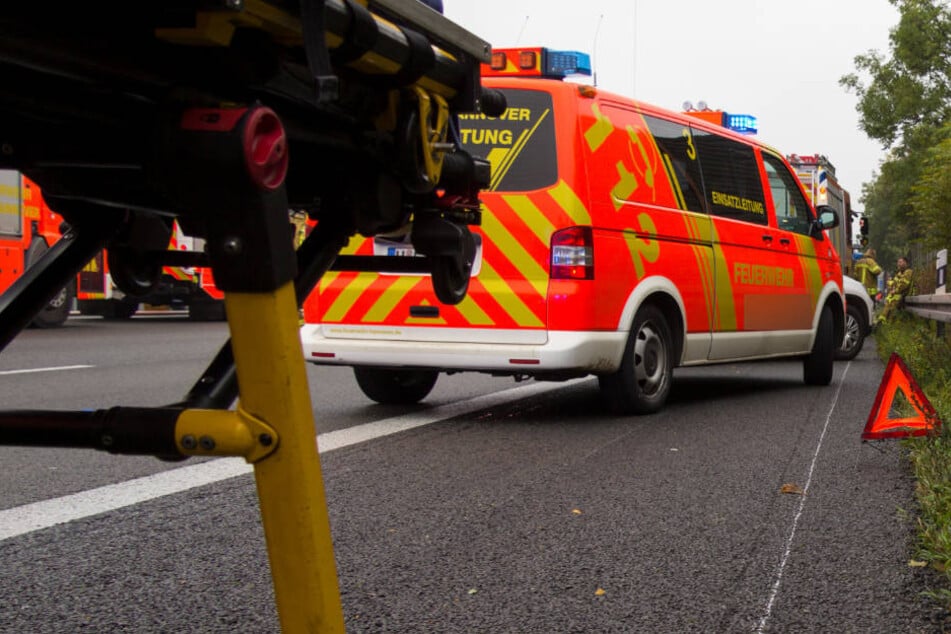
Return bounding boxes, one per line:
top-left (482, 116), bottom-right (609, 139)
top-left (458, 89), bottom-right (557, 192)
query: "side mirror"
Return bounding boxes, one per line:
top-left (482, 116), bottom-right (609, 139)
top-left (815, 204), bottom-right (839, 230)
top-left (811, 204), bottom-right (839, 238)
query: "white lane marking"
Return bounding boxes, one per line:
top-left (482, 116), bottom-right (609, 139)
top-left (755, 362), bottom-right (851, 633)
top-left (0, 378), bottom-right (590, 541)
top-left (0, 365), bottom-right (93, 376)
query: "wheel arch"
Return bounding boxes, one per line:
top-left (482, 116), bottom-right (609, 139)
top-left (815, 282), bottom-right (845, 350)
top-left (616, 276), bottom-right (686, 365)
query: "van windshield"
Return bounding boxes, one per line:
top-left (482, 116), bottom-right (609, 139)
top-left (457, 89), bottom-right (557, 192)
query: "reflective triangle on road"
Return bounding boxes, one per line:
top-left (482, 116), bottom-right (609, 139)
top-left (862, 353), bottom-right (941, 440)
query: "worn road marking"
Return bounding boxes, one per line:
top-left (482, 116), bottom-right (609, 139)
top-left (755, 362), bottom-right (851, 633)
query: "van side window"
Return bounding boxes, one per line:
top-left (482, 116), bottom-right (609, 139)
top-left (692, 129), bottom-right (768, 225)
top-left (761, 153), bottom-right (814, 236)
top-left (642, 115), bottom-right (705, 213)
top-left (457, 89), bottom-right (558, 192)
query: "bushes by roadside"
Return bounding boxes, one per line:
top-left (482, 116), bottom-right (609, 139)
top-left (874, 312), bottom-right (951, 606)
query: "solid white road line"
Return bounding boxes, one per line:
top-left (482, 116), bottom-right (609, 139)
top-left (0, 378), bottom-right (591, 541)
top-left (0, 365), bottom-right (93, 376)
top-left (755, 362), bottom-right (851, 633)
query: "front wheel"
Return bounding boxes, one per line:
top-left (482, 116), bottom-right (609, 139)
top-left (598, 304), bottom-right (673, 415)
top-left (353, 367), bottom-right (439, 405)
top-left (804, 305), bottom-right (835, 385)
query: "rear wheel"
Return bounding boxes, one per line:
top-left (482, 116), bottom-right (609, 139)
top-left (32, 280), bottom-right (74, 328)
top-left (353, 367), bottom-right (439, 404)
top-left (599, 304), bottom-right (673, 415)
top-left (25, 238), bottom-right (74, 328)
top-left (835, 302), bottom-right (865, 361)
top-left (804, 305), bottom-right (835, 385)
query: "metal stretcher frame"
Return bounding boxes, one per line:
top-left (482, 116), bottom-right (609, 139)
top-left (0, 2), bottom-right (491, 631)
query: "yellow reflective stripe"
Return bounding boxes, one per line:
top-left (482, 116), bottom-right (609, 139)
top-left (583, 103), bottom-right (613, 152)
top-left (489, 109), bottom-right (551, 191)
top-left (323, 274), bottom-right (379, 322)
top-left (662, 155), bottom-right (687, 211)
top-left (340, 235), bottom-right (367, 256)
top-left (795, 235), bottom-right (823, 307)
top-left (454, 294), bottom-right (495, 326)
top-left (548, 180), bottom-right (592, 226)
top-left (318, 270), bottom-right (341, 291)
top-left (480, 208), bottom-right (548, 297)
top-left (478, 260), bottom-right (543, 327)
top-left (685, 214), bottom-right (715, 326)
top-left (710, 225), bottom-right (737, 330)
top-left (611, 160), bottom-right (639, 211)
top-left (627, 127), bottom-right (655, 189)
top-left (362, 276), bottom-right (419, 322)
top-left (500, 194), bottom-right (555, 246)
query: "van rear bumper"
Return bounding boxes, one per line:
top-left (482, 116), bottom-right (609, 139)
top-left (300, 325), bottom-right (627, 374)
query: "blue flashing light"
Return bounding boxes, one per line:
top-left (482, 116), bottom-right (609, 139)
top-left (544, 50), bottom-right (592, 78)
top-left (726, 113), bottom-right (758, 135)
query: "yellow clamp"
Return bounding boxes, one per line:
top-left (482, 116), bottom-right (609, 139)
top-left (414, 86), bottom-right (450, 187)
top-left (175, 407), bottom-right (279, 463)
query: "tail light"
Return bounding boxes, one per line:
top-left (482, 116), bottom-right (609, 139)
top-left (550, 227), bottom-right (594, 280)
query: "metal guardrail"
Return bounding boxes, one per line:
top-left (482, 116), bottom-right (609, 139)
top-left (906, 293), bottom-right (951, 324)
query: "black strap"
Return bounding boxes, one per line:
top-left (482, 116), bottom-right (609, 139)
top-left (330, 0), bottom-right (379, 65)
top-left (390, 25), bottom-right (435, 87)
top-left (299, 0), bottom-right (339, 103)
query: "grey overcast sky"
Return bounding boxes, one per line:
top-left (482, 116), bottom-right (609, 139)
top-left (444, 0), bottom-right (899, 212)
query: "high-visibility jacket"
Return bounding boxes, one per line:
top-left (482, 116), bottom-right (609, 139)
top-left (854, 256), bottom-right (882, 296)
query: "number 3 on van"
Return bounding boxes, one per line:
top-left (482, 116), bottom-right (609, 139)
top-left (300, 47), bottom-right (844, 414)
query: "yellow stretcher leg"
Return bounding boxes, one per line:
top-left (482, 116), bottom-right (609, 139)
top-left (225, 282), bottom-right (345, 633)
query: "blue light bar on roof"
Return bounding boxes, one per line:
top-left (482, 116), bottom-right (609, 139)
top-left (545, 50), bottom-right (591, 78)
top-left (726, 113), bottom-right (758, 135)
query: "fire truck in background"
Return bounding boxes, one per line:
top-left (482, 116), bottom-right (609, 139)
top-left (0, 170), bottom-right (73, 327)
top-left (786, 154), bottom-right (853, 274)
top-left (76, 220), bottom-right (225, 320)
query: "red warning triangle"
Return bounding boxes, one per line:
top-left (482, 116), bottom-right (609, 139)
top-left (862, 353), bottom-right (941, 440)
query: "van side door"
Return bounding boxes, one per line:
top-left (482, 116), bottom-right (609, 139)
top-left (690, 128), bottom-right (808, 359)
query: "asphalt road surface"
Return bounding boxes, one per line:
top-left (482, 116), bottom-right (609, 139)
top-left (0, 316), bottom-right (948, 632)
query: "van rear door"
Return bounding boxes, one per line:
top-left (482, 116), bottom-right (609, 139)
top-left (307, 85), bottom-right (563, 345)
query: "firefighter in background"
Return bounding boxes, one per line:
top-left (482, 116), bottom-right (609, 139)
top-left (853, 248), bottom-right (882, 302)
top-left (876, 255), bottom-right (915, 324)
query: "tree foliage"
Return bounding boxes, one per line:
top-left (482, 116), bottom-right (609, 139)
top-left (840, 0), bottom-right (951, 261)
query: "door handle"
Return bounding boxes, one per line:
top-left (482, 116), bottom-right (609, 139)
top-left (761, 234), bottom-right (773, 243)
top-left (780, 237), bottom-right (791, 246)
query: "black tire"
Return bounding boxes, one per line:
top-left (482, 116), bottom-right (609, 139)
top-left (25, 238), bottom-right (74, 328)
top-left (804, 305), bottom-right (835, 385)
top-left (836, 302), bottom-right (866, 361)
top-left (598, 304), bottom-right (673, 415)
top-left (353, 367), bottom-right (439, 405)
top-left (32, 279), bottom-right (74, 328)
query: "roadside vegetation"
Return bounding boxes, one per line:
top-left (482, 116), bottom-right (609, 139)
top-left (874, 313), bottom-right (951, 606)
top-left (841, 2), bottom-right (951, 606)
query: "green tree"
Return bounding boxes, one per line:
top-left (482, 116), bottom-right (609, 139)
top-left (840, 0), bottom-right (951, 149)
top-left (911, 122), bottom-right (951, 251)
top-left (840, 0), bottom-right (951, 258)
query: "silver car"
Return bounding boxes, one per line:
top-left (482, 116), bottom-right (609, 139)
top-left (838, 276), bottom-right (874, 360)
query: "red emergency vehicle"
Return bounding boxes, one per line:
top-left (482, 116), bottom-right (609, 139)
top-left (0, 170), bottom-right (73, 327)
top-left (301, 47), bottom-right (845, 414)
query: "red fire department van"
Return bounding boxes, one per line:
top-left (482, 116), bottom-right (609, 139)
top-left (0, 170), bottom-right (73, 327)
top-left (300, 47), bottom-right (844, 414)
